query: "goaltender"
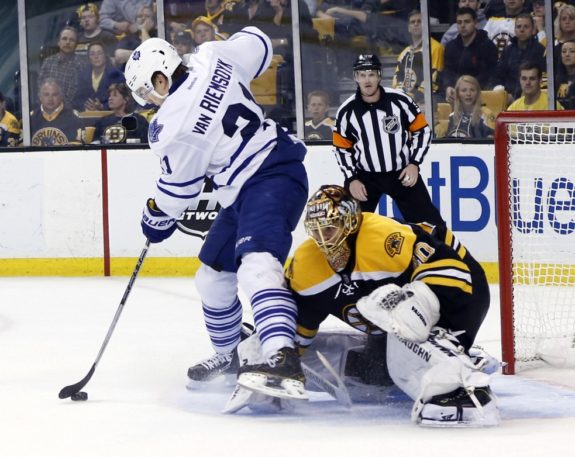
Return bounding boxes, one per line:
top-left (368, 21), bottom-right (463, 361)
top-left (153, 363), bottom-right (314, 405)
top-left (286, 185), bottom-right (498, 427)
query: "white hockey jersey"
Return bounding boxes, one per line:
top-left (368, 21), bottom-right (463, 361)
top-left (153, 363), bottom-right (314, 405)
top-left (148, 27), bottom-right (291, 217)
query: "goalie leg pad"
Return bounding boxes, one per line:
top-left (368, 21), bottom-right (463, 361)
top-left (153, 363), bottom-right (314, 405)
top-left (357, 281), bottom-right (440, 342)
top-left (386, 329), bottom-right (499, 427)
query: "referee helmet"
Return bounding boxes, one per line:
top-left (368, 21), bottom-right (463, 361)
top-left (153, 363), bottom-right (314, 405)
top-left (353, 54), bottom-right (382, 72)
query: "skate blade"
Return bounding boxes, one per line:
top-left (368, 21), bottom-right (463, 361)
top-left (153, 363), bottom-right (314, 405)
top-left (186, 373), bottom-right (235, 391)
top-left (223, 384), bottom-right (255, 414)
top-left (237, 373), bottom-right (309, 401)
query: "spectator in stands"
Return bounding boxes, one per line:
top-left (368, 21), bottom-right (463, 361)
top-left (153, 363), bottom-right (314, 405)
top-left (315, 0), bottom-right (376, 74)
top-left (75, 3), bottom-right (118, 58)
top-left (552, 3), bottom-right (575, 75)
top-left (556, 40), bottom-right (575, 109)
top-left (99, 0), bottom-right (153, 35)
top-left (93, 83), bottom-right (149, 144)
top-left (555, 3), bottom-right (575, 45)
top-left (0, 91), bottom-right (20, 147)
top-left (441, 0), bottom-right (487, 46)
top-left (369, 0), bottom-right (418, 53)
top-left (507, 62), bottom-right (563, 111)
top-left (30, 79), bottom-right (83, 146)
top-left (164, 0), bottom-right (205, 35)
top-left (172, 30), bottom-right (194, 61)
top-left (75, 42), bottom-right (125, 111)
top-left (38, 26), bottom-right (87, 108)
top-left (491, 12), bottom-right (546, 102)
top-left (441, 7), bottom-right (498, 104)
top-left (484, 0), bottom-right (530, 56)
top-left (393, 10), bottom-right (444, 107)
top-left (223, 0), bottom-right (313, 53)
top-left (191, 16), bottom-right (219, 46)
top-left (206, 0), bottom-right (236, 31)
top-left (114, 5), bottom-right (157, 66)
top-left (531, 0), bottom-right (546, 45)
top-left (304, 90), bottom-right (335, 140)
top-left (446, 75), bottom-right (495, 139)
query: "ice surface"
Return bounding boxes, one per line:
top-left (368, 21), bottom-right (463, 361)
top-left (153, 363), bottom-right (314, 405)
top-left (1, 278), bottom-right (573, 457)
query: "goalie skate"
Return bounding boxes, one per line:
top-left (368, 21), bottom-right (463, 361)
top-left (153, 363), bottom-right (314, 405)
top-left (416, 386), bottom-right (500, 428)
top-left (236, 346), bottom-right (309, 401)
top-left (223, 383), bottom-right (294, 414)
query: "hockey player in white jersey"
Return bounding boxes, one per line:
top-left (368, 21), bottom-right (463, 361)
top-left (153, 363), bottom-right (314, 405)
top-left (124, 27), bottom-right (308, 400)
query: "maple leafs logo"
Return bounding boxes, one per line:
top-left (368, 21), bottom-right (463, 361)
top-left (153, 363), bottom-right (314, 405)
top-left (148, 118), bottom-right (164, 143)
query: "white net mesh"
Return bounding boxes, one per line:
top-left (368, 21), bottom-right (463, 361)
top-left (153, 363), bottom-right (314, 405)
top-left (507, 121), bottom-right (575, 370)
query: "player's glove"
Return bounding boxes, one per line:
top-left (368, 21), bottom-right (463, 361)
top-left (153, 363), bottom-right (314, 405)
top-left (141, 198), bottom-right (178, 243)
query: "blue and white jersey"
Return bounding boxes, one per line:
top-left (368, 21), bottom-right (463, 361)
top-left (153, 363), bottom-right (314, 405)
top-left (147, 27), bottom-right (298, 217)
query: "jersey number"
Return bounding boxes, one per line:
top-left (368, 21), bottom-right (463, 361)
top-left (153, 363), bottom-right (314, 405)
top-left (222, 103), bottom-right (261, 141)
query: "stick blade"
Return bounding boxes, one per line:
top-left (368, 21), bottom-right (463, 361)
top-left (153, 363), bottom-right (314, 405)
top-left (58, 364), bottom-right (95, 399)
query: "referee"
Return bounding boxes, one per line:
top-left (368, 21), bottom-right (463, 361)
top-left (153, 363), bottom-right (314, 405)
top-left (333, 54), bottom-right (445, 228)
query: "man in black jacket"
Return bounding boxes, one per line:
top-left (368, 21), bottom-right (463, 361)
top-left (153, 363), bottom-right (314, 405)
top-left (491, 12), bottom-right (546, 102)
top-left (441, 7), bottom-right (498, 104)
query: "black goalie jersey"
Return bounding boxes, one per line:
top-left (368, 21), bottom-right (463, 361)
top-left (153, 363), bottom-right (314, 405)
top-left (286, 213), bottom-right (489, 351)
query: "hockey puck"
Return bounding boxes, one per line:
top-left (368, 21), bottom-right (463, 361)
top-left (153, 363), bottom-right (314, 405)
top-left (71, 391), bottom-right (88, 401)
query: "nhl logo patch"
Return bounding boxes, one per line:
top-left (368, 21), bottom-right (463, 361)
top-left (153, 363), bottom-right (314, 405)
top-left (382, 115), bottom-right (400, 134)
top-left (385, 232), bottom-right (404, 257)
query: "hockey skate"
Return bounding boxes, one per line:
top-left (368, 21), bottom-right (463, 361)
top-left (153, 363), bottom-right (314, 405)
top-left (236, 347), bottom-right (308, 401)
top-left (415, 386), bottom-right (500, 428)
top-left (186, 323), bottom-right (254, 388)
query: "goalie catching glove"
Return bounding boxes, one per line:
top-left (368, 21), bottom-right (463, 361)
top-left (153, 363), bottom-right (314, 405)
top-left (141, 198), bottom-right (178, 243)
top-left (356, 281), bottom-right (440, 342)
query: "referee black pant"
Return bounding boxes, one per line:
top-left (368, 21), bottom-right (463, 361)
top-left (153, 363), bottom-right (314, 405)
top-left (350, 170), bottom-right (446, 228)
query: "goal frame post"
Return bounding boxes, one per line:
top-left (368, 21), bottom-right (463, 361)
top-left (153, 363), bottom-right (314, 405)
top-left (495, 110), bottom-right (575, 375)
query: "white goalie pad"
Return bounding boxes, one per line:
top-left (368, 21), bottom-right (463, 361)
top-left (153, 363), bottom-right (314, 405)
top-left (386, 329), bottom-right (500, 427)
top-left (356, 281), bottom-right (440, 342)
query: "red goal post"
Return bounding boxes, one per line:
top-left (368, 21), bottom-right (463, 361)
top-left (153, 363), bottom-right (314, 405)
top-left (495, 110), bottom-right (575, 375)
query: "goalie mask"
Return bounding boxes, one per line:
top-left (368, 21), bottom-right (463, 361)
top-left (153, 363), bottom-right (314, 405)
top-left (124, 38), bottom-right (182, 106)
top-left (304, 185), bottom-right (362, 272)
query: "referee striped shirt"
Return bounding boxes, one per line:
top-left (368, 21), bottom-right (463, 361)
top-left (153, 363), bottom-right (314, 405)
top-left (333, 86), bottom-right (431, 182)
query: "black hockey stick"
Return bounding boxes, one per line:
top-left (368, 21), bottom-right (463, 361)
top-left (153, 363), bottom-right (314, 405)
top-left (58, 239), bottom-right (151, 399)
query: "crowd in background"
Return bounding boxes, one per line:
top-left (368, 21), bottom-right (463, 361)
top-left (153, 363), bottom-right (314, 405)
top-left (1, 0), bottom-right (575, 148)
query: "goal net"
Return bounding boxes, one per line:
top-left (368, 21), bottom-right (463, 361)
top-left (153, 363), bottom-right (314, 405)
top-left (495, 111), bottom-right (575, 374)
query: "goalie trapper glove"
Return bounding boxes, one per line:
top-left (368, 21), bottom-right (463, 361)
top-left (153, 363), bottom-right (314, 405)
top-left (141, 198), bottom-right (178, 243)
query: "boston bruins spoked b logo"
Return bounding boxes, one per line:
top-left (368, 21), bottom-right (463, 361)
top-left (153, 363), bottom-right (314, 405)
top-left (176, 179), bottom-right (221, 239)
top-left (383, 115), bottom-right (400, 134)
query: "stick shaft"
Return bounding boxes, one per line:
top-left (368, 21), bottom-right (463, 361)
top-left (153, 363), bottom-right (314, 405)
top-left (58, 239), bottom-right (150, 399)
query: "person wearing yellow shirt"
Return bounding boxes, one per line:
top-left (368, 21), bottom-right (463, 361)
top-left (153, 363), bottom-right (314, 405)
top-left (507, 62), bottom-right (564, 111)
top-left (0, 91), bottom-right (20, 147)
top-left (393, 10), bottom-right (444, 110)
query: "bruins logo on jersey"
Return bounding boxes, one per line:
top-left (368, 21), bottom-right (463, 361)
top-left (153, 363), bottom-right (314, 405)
top-left (103, 125), bottom-right (127, 143)
top-left (385, 231), bottom-right (404, 257)
top-left (343, 304), bottom-right (384, 334)
top-left (31, 127), bottom-right (70, 146)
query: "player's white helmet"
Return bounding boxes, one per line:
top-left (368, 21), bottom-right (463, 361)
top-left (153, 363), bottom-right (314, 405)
top-left (124, 37), bottom-right (182, 106)
top-left (304, 185), bottom-right (362, 271)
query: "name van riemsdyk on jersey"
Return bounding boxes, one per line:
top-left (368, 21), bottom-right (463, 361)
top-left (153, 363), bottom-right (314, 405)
top-left (193, 59), bottom-right (233, 135)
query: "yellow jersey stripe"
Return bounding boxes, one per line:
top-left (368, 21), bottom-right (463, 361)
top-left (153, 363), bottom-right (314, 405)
top-left (420, 276), bottom-right (473, 294)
